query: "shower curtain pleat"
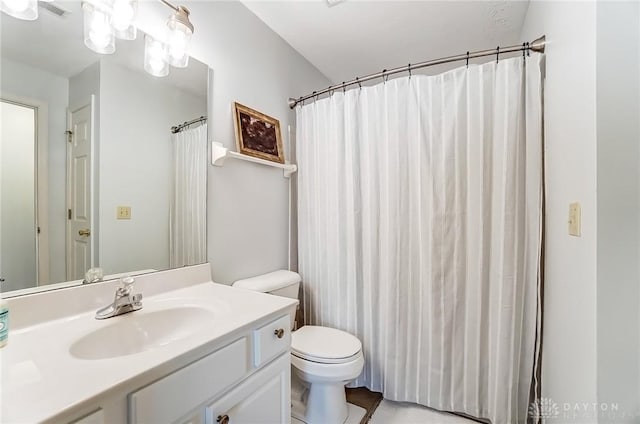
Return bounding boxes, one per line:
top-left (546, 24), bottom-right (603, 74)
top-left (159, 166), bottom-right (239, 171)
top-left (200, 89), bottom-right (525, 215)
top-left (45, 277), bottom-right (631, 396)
top-left (296, 54), bottom-right (543, 424)
top-left (169, 124), bottom-right (207, 268)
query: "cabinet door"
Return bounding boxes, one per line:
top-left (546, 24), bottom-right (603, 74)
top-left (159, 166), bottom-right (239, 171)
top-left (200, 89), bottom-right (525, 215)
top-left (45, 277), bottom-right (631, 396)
top-left (205, 354), bottom-right (290, 424)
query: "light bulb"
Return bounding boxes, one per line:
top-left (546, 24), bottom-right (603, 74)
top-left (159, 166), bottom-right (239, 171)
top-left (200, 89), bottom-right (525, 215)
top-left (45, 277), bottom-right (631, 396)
top-left (112, 0), bottom-right (137, 40)
top-left (0, 0), bottom-right (37, 20)
top-left (144, 35), bottom-right (169, 77)
top-left (168, 30), bottom-right (186, 60)
top-left (149, 43), bottom-right (165, 72)
top-left (166, 7), bottom-right (192, 68)
top-left (89, 10), bottom-right (111, 48)
top-left (112, 0), bottom-right (134, 31)
top-left (83, 2), bottom-right (115, 54)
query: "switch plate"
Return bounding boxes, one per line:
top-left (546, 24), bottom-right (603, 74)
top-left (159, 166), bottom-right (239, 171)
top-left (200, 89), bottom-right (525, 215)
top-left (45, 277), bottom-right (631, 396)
top-left (568, 202), bottom-right (581, 236)
top-left (117, 206), bottom-right (131, 220)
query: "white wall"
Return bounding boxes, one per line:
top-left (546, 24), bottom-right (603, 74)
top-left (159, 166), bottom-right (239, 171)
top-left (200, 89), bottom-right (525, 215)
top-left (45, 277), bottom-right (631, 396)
top-left (520, 1), bottom-right (599, 420)
top-left (0, 102), bottom-right (36, 291)
top-left (69, 62), bottom-right (100, 112)
top-left (98, 60), bottom-right (206, 275)
top-left (136, 1), bottom-right (331, 284)
top-left (0, 58), bottom-right (69, 284)
top-left (596, 2), bottom-right (640, 422)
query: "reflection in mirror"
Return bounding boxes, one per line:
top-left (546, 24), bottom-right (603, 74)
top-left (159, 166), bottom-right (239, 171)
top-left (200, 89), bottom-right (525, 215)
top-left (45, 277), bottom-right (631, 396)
top-left (0, 1), bottom-right (209, 296)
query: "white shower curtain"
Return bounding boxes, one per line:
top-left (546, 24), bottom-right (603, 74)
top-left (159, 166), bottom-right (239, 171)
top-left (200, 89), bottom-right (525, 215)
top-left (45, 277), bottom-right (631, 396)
top-left (296, 54), bottom-right (543, 424)
top-left (170, 124), bottom-right (207, 268)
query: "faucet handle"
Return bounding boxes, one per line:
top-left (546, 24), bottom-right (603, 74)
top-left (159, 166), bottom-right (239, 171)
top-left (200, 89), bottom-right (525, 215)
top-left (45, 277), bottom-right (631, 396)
top-left (117, 275), bottom-right (135, 296)
top-left (121, 276), bottom-right (135, 287)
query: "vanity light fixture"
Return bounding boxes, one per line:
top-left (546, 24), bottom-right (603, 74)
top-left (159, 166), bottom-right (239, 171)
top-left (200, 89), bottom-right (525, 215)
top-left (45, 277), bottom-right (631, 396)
top-left (0, 0), bottom-right (38, 20)
top-left (0, 0), bottom-right (194, 77)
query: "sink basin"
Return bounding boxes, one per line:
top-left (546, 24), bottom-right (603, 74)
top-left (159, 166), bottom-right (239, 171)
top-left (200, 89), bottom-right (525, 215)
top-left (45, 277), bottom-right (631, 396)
top-left (69, 306), bottom-right (215, 360)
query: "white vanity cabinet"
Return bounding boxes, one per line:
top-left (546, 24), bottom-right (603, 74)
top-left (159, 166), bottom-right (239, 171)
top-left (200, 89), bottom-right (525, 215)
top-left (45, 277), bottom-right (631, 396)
top-left (2, 268), bottom-right (298, 424)
top-left (127, 314), bottom-right (292, 424)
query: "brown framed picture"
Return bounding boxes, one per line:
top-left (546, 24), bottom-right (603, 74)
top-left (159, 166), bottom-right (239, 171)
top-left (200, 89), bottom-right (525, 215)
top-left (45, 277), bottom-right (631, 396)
top-left (233, 102), bottom-right (284, 164)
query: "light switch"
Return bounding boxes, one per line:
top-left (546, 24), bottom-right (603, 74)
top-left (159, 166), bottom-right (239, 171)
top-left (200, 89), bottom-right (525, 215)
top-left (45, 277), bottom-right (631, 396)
top-left (117, 206), bottom-right (131, 220)
top-left (568, 202), bottom-right (581, 236)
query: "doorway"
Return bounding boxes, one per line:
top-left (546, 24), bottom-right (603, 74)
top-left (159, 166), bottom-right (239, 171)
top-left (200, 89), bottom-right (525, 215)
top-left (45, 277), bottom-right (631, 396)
top-left (66, 101), bottom-right (94, 281)
top-left (0, 97), bottom-right (49, 291)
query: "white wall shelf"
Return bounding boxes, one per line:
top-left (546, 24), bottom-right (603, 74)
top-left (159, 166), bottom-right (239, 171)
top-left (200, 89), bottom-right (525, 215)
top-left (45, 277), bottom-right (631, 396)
top-left (211, 142), bottom-right (297, 178)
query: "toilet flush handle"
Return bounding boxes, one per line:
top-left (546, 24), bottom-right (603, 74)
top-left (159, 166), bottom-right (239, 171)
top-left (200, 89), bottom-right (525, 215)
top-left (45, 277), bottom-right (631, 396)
top-left (274, 328), bottom-right (285, 339)
top-left (217, 415), bottom-right (230, 424)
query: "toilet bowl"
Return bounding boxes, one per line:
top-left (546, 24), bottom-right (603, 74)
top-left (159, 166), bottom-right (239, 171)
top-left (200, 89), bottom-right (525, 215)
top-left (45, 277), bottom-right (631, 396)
top-left (233, 270), bottom-right (364, 424)
top-left (290, 326), bottom-right (364, 424)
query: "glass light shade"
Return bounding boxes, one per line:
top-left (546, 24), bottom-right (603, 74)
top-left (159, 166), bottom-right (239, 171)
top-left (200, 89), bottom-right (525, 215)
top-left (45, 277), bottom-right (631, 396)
top-left (114, 24), bottom-right (136, 41)
top-left (112, 0), bottom-right (137, 40)
top-left (166, 8), bottom-right (193, 68)
top-left (0, 0), bottom-right (37, 20)
top-left (83, 2), bottom-right (115, 54)
top-left (144, 35), bottom-right (169, 77)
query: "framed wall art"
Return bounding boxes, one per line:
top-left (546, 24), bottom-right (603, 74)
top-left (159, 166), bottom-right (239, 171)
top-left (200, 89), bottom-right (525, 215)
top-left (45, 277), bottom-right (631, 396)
top-left (233, 102), bottom-right (284, 164)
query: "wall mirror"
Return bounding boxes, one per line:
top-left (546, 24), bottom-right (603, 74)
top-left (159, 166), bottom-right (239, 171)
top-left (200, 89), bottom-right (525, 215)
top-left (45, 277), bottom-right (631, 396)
top-left (0, 1), bottom-right (210, 296)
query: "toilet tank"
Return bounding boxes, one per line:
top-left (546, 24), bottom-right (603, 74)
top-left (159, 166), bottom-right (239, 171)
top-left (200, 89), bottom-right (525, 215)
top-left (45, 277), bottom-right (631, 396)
top-left (232, 270), bottom-right (301, 298)
top-left (233, 270), bottom-right (301, 329)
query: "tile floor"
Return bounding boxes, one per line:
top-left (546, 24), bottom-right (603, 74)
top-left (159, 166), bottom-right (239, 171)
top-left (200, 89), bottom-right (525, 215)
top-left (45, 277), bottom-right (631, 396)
top-left (291, 404), bottom-right (366, 424)
top-left (369, 400), bottom-right (478, 424)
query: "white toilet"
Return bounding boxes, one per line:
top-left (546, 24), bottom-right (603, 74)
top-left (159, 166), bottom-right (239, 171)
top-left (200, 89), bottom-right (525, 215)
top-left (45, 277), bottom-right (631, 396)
top-left (233, 270), bottom-right (364, 424)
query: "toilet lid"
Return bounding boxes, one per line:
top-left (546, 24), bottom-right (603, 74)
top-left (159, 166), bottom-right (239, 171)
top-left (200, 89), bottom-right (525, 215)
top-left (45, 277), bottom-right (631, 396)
top-left (291, 326), bottom-right (362, 364)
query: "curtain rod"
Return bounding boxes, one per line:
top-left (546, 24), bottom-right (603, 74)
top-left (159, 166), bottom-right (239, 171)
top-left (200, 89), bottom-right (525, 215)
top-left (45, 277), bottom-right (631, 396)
top-left (288, 35), bottom-right (546, 109)
top-left (171, 116), bottom-right (207, 134)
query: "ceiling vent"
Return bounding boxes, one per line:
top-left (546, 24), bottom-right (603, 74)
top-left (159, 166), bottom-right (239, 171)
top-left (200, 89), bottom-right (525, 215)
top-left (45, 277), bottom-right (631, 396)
top-left (39, 2), bottom-right (70, 18)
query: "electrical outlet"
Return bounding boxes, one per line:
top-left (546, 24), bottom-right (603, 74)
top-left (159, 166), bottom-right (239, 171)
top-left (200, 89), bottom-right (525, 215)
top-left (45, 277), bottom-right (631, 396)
top-left (117, 206), bottom-right (131, 220)
top-left (568, 202), bottom-right (581, 236)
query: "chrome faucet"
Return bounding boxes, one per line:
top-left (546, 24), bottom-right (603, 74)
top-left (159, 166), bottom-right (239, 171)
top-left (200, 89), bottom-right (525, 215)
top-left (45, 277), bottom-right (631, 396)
top-left (95, 276), bottom-right (143, 319)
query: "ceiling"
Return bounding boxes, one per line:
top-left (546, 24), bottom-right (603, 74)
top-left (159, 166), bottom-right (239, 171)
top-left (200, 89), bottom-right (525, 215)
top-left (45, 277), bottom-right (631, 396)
top-left (1, 1), bottom-right (90, 78)
top-left (242, 0), bottom-right (531, 84)
top-left (0, 1), bottom-right (207, 97)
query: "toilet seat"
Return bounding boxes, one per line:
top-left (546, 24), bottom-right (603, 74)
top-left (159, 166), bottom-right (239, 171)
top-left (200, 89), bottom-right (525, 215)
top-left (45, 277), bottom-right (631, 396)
top-left (291, 349), bottom-right (365, 383)
top-left (291, 326), bottom-right (362, 364)
top-left (292, 350), bottom-right (361, 364)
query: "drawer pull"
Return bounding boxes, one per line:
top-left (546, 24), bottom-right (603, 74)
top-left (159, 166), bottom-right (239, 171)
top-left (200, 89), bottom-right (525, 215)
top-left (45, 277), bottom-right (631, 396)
top-left (274, 328), bottom-right (285, 339)
top-left (217, 415), bottom-right (230, 424)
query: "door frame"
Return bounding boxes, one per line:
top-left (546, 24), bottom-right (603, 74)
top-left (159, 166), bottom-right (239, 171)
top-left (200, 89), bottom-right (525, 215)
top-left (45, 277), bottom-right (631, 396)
top-left (66, 95), bottom-right (96, 278)
top-left (0, 94), bottom-right (50, 285)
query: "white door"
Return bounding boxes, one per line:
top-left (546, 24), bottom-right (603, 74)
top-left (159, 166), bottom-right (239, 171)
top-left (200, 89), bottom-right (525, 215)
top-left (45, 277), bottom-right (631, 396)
top-left (66, 103), bottom-right (92, 280)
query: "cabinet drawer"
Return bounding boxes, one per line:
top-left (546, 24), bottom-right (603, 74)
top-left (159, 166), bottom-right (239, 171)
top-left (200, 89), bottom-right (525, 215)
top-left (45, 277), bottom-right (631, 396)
top-left (129, 337), bottom-right (248, 424)
top-left (253, 315), bottom-right (290, 368)
top-left (205, 353), bottom-right (291, 424)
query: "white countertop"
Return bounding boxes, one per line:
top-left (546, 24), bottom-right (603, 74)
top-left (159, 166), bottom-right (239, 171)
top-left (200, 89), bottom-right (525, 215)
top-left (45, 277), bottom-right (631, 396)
top-left (0, 275), bottom-right (297, 423)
